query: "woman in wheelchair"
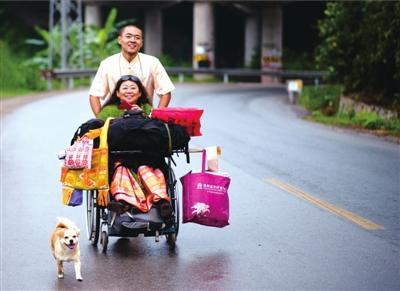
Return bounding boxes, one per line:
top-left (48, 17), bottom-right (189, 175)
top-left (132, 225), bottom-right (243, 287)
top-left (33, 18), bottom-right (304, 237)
top-left (98, 75), bottom-right (174, 224)
top-left (96, 74), bottom-right (152, 121)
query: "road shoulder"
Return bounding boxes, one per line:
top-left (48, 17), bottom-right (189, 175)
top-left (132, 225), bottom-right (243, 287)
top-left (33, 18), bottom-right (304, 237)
top-left (0, 89), bottom-right (86, 118)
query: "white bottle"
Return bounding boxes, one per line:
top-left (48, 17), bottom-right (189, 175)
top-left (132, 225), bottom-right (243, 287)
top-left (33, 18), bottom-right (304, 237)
top-left (205, 146), bottom-right (221, 172)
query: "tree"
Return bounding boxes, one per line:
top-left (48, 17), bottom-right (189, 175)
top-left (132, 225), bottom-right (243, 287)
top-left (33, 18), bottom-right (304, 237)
top-left (316, 1), bottom-right (400, 109)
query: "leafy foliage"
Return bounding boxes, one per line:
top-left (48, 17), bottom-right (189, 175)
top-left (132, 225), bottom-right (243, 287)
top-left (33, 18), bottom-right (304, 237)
top-left (316, 2), bottom-right (400, 109)
top-left (0, 41), bottom-right (46, 93)
top-left (158, 54), bottom-right (191, 67)
top-left (25, 8), bottom-right (121, 70)
top-left (352, 111), bottom-right (385, 129)
top-left (311, 109), bottom-right (400, 135)
top-left (299, 84), bottom-right (343, 114)
top-left (283, 49), bottom-right (316, 70)
top-left (1, 8), bottom-right (124, 93)
top-left (83, 8), bottom-right (120, 68)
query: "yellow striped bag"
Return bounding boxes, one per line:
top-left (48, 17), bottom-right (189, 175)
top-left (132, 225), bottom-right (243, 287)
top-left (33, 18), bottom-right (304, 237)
top-left (60, 118), bottom-right (113, 207)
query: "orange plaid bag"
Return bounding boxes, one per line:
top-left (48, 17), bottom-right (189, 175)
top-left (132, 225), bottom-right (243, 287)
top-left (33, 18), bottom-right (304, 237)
top-left (60, 118), bottom-right (113, 207)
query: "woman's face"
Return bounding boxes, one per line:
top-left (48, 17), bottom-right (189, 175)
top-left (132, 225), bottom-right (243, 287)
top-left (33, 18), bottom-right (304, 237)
top-left (116, 80), bottom-right (141, 104)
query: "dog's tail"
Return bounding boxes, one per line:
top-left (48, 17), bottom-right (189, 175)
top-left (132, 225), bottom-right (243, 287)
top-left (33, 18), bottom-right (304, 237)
top-left (56, 217), bottom-right (79, 231)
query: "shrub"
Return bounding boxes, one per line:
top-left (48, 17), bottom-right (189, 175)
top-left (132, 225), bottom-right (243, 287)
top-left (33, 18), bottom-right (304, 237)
top-left (299, 84), bottom-right (342, 114)
top-left (385, 118), bottom-right (400, 132)
top-left (316, 108), bottom-right (400, 134)
top-left (158, 54), bottom-right (191, 67)
top-left (25, 8), bottom-right (120, 70)
top-left (283, 49), bottom-right (317, 70)
top-left (353, 111), bottom-right (384, 129)
top-left (316, 2), bottom-right (400, 108)
top-left (0, 40), bottom-right (46, 93)
top-left (0, 41), bottom-right (25, 89)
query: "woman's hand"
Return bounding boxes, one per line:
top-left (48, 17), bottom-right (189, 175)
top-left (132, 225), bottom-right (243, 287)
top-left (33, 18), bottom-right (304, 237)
top-left (130, 104), bottom-right (142, 111)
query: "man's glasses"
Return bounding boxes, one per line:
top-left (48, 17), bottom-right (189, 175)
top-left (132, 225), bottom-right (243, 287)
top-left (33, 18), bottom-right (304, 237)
top-left (120, 75), bottom-right (141, 82)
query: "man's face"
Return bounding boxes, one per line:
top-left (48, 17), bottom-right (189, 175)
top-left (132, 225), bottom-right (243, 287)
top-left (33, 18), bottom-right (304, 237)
top-left (118, 26), bottom-right (143, 55)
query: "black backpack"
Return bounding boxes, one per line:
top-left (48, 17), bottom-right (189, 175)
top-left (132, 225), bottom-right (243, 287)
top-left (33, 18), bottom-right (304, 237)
top-left (108, 111), bottom-right (190, 153)
top-left (70, 118), bottom-right (104, 147)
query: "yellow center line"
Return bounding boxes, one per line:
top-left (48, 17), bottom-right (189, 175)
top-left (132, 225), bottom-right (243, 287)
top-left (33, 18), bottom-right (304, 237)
top-left (265, 178), bottom-right (384, 231)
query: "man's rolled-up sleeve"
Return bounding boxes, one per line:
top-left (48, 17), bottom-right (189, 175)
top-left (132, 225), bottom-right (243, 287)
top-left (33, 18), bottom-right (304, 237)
top-left (153, 59), bottom-right (175, 96)
top-left (89, 61), bottom-right (109, 100)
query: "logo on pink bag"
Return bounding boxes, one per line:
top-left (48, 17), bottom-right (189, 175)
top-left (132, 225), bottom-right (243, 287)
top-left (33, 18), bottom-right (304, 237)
top-left (196, 182), bottom-right (227, 194)
top-left (191, 202), bottom-right (210, 216)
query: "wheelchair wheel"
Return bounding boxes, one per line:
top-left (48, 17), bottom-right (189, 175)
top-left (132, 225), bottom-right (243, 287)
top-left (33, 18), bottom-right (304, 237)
top-left (100, 231), bottom-right (108, 253)
top-left (167, 166), bottom-right (180, 246)
top-left (86, 190), bottom-right (100, 246)
top-left (166, 233), bottom-right (176, 249)
top-left (171, 179), bottom-right (180, 238)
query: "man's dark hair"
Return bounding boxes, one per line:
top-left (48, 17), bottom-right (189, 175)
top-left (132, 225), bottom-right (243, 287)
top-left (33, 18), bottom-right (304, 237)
top-left (118, 24), bottom-right (142, 36)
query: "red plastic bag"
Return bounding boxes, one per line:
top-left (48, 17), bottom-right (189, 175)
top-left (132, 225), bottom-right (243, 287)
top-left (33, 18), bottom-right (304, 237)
top-left (180, 150), bottom-right (230, 228)
top-left (151, 107), bottom-right (204, 136)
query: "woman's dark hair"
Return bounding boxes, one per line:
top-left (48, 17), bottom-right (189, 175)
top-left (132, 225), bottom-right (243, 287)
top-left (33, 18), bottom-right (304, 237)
top-left (102, 75), bottom-right (149, 108)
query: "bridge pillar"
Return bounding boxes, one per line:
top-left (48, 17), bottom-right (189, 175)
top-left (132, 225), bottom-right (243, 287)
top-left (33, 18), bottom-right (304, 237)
top-left (244, 13), bottom-right (260, 67)
top-left (84, 3), bottom-right (101, 27)
top-left (193, 1), bottom-right (215, 71)
top-left (261, 3), bottom-right (283, 84)
top-left (144, 8), bottom-right (162, 57)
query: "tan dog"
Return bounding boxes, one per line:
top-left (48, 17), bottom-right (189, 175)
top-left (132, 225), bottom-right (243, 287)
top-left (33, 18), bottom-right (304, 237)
top-left (50, 217), bottom-right (83, 281)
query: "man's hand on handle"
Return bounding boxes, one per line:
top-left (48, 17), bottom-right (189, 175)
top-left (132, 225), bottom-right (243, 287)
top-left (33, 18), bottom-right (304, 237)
top-left (157, 93), bottom-right (171, 108)
top-left (89, 95), bottom-right (101, 116)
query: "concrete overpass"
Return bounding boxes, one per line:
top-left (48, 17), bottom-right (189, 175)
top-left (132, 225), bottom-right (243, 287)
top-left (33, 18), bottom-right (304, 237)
top-left (83, 0), bottom-right (283, 83)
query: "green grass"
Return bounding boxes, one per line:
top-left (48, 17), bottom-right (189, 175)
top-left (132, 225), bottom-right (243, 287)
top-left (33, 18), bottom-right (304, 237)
top-left (308, 110), bottom-right (400, 137)
top-left (299, 84), bottom-right (343, 113)
top-left (0, 88), bottom-right (37, 99)
top-left (299, 84), bottom-right (400, 137)
top-left (1, 40), bottom-right (47, 98)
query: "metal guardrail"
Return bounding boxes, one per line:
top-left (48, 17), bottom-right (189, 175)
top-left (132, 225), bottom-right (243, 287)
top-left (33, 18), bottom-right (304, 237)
top-left (42, 67), bottom-right (330, 88)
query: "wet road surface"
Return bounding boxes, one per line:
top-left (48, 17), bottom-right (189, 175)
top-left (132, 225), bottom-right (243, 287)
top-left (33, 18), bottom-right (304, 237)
top-left (1, 84), bottom-right (399, 290)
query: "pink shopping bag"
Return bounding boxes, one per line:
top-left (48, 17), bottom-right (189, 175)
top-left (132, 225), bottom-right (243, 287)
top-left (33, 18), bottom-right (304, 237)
top-left (180, 150), bottom-right (230, 227)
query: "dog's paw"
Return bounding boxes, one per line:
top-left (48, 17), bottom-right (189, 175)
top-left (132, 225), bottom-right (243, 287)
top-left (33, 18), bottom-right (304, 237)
top-left (76, 276), bottom-right (83, 282)
top-left (58, 274), bottom-right (64, 279)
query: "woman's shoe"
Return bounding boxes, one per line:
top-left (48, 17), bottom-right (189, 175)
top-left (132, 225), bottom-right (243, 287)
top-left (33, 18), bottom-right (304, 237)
top-left (159, 201), bottom-right (174, 225)
top-left (107, 201), bottom-right (130, 214)
top-left (159, 201), bottom-right (173, 217)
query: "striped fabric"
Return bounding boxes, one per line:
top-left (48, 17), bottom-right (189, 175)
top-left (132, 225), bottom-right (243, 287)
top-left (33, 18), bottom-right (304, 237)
top-left (110, 163), bottom-right (169, 213)
top-left (111, 163), bottom-right (148, 212)
top-left (138, 165), bottom-right (170, 203)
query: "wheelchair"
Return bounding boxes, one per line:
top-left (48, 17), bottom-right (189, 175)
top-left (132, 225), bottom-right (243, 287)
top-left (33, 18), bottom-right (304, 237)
top-left (85, 149), bottom-right (185, 253)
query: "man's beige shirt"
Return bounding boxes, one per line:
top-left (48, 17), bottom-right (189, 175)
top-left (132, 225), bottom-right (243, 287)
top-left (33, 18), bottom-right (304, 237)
top-left (89, 52), bottom-right (175, 105)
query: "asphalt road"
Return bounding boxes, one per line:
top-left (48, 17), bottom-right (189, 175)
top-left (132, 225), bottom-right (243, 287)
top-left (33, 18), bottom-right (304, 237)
top-left (1, 83), bottom-right (399, 290)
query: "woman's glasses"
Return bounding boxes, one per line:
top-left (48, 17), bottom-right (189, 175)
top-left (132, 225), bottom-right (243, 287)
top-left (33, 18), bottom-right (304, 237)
top-left (120, 75), bottom-right (141, 82)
